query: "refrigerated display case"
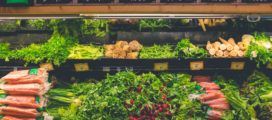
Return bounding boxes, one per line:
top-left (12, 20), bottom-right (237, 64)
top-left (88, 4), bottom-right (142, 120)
top-left (0, 2), bottom-right (271, 120)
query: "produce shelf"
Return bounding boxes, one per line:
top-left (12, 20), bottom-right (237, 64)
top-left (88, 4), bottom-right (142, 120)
top-left (0, 58), bottom-right (261, 74)
top-left (0, 4), bottom-right (272, 17)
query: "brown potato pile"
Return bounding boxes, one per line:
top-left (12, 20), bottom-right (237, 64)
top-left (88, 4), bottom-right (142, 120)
top-left (104, 40), bottom-right (142, 59)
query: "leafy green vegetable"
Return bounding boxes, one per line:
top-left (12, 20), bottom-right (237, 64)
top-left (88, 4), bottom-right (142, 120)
top-left (176, 38), bottom-right (208, 59)
top-left (47, 83), bottom-right (96, 120)
top-left (139, 19), bottom-right (170, 31)
top-left (68, 44), bottom-right (104, 60)
top-left (81, 19), bottom-right (109, 38)
top-left (245, 32), bottom-right (272, 66)
top-left (215, 76), bottom-right (257, 120)
top-left (27, 19), bottom-right (48, 30)
top-left (0, 20), bottom-right (19, 32)
top-left (11, 33), bottom-right (76, 65)
top-left (0, 43), bottom-right (12, 61)
top-left (139, 44), bottom-right (177, 59)
top-left (241, 71), bottom-right (272, 120)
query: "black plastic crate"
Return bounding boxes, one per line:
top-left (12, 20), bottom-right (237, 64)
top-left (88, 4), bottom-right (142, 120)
top-left (36, 0), bottom-right (71, 4)
top-left (202, 0), bottom-right (235, 2)
top-left (78, 0), bottom-right (112, 3)
top-left (119, 0), bottom-right (154, 3)
top-left (242, 0), bottom-right (271, 3)
top-left (161, 0), bottom-right (195, 3)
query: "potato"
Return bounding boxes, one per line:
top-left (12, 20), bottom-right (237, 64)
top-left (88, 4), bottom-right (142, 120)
top-left (129, 40), bottom-right (142, 52)
top-left (104, 45), bottom-right (115, 51)
top-left (126, 52), bottom-right (139, 59)
top-left (105, 51), bottom-right (113, 58)
top-left (116, 41), bottom-right (128, 48)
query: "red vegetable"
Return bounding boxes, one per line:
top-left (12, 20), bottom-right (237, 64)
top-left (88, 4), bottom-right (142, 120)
top-left (130, 99), bottom-right (134, 105)
top-left (165, 110), bottom-right (171, 116)
top-left (162, 94), bottom-right (167, 100)
top-left (137, 86), bottom-right (142, 93)
top-left (162, 104), bottom-right (169, 109)
top-left (158, 107), bottom-right (163, 112)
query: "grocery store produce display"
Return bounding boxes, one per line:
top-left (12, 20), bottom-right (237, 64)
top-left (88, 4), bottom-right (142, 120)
top-left (0, 18), bottom-right (271, 120)
top-left (43, 70), bottom-right (271, 120)
top-left (0, 68), bottom-right (50, 119)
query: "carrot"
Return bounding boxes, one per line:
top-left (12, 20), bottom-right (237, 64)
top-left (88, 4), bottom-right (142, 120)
top-left (200, 93), bottom-right (221, 101)
top-left (202, 98), bottom-right (227, 105)
top-left (210, 103), bottom-right (230, 110)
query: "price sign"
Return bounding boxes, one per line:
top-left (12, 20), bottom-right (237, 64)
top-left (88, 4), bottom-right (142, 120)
top-left (267, 63), bottom-right (272, 70)
top-left (190, 61), bottom-right (204, 70)
top-left (40, 63), bottom-right (54, 71)
top-left (154, 62), bottom-right (168, 71)
top-left (230, 62), bottom-right (245, 70)
top-left (74, 63), bottom-right (89, 72)
top-left (103, 67), bottom-right (111, 72)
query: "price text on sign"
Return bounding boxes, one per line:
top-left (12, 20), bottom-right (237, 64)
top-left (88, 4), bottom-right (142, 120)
top-left (267, 63), bottom-right (272, 69)
top-left (74, 63), bottom-right (89, 72)
top-left (190, 61), bottom-right (204, 70)
top-left (40, 63), bottom-right (54, 71)
top-left (154, 62), bottom-right (168, 71)
top-left (230, 62), bottom-right (245, 70)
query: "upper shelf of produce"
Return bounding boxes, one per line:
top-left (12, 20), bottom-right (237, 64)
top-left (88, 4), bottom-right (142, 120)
top-left (0, 0), bottom-right (272, 16)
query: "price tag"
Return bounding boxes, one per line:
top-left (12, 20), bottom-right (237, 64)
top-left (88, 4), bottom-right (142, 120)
top-left (267, 63), bottom-right (272, 69)
top-left (103, 67), bottom-right (110, 72)
top-left (40, 63), bottom-right (54, 71)
top-left (190, 61), bottom-right (204, 70)
top-left (230, 62), bottom-right (245, 70)
top-left (154, 62), bottom-right (168, 71)
top-left (74, 63), bottom-right (89, 72)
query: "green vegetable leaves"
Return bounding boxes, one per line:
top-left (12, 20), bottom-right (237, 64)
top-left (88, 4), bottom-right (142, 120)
top-left (245, 32), bottom-right (272, 66)
top-left (68, 44), bottom-right (104, 60)
top-left (139, 44), bottom-right (177, 59)
top-left (176, 38), bottom-right (208, 59)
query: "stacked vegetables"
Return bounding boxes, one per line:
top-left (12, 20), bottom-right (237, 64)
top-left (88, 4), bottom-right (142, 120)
top-left (46, 71), bottom-right (206, 119)
top-left (193, 76), bottom-right (230, 120)
top-left (104, 40), bottom-right (142, 59)
top-left (245, 33), bottom-right (272, 66)
top-left (0, 68), bottom-right (50, 119)
top-left (176, 39), bottom-right (208, 59)
top-left (68, 44), bottom-right (104, 60)
top-left (242, 71), bottom-right (272, 120)
top-left (46, 83), bottom-right (96, 120)
top-left (139, 44), bottom-right (177, 59)
top-left (206, 36), bottom-right (250, 58)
